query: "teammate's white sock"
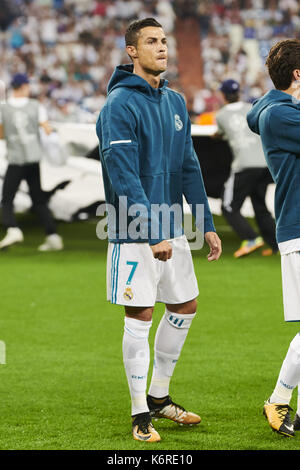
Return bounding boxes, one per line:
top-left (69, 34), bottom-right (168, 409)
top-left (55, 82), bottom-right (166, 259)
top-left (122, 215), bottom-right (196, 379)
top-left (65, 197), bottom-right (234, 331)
top-left (270, 333), bottom-right (300, 405)
top-left (148, 309), bottom-right (196, 398)
top-left (122, 317), bottom-right (152, 416)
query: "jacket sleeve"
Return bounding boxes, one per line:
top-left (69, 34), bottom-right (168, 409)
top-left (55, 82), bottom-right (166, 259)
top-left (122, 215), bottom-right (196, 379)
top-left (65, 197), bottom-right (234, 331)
top-left (182, 116), bottom-right (216, 234)
top-left (97, 98), bottom-right (164, 245)
top-left (268, 106), bottom-right (300, 153)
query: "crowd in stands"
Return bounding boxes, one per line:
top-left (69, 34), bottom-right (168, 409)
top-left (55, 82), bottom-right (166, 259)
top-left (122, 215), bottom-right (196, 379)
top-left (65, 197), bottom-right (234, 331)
top-left (0, 0), bottom-right (178, 124)
top-left (193, 0), bottom-right (300, 122)
top-left (0, 0), bottom-right (299, 125)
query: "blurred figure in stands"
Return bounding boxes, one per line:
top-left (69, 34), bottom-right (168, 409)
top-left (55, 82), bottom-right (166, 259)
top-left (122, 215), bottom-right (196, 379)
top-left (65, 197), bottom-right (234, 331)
top-left (213, 79), bottom-right (277, 258)
top-left (0, 73), bottom-right (63, 251)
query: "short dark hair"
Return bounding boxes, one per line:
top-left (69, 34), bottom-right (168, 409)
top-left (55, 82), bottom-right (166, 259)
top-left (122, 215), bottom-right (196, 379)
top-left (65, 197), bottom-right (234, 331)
top-left (125, 18), bottom-right (162, 48)
top-left (224, 92), bottom-right (239, 103)
top-left (266, 39), bottom-right (300, 90)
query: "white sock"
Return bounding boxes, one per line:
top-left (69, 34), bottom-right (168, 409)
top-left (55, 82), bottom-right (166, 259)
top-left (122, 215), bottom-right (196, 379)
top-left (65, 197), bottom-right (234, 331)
top-left (122, 317), bottom-right (152, 416)
top-left (270, 333), bottom-right (300, 404)
top-left (148, 309), bottom-right (196, 398)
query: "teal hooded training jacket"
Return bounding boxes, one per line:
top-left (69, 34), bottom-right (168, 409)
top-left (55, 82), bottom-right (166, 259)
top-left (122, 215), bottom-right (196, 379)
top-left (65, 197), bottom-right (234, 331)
top-left (96, 64), bottom-right (215, 245)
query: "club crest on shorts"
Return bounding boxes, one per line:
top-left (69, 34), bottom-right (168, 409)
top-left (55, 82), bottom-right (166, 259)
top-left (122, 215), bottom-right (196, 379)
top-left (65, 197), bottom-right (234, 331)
top-left (123, 287), bottom-right (134, 301)
top-left (174, 114), bottom-right (183, 131)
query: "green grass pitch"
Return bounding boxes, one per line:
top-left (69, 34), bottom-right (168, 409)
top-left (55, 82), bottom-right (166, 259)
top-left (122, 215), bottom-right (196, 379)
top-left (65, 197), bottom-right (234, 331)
top-left (0, 213), bottom-right (299, 450)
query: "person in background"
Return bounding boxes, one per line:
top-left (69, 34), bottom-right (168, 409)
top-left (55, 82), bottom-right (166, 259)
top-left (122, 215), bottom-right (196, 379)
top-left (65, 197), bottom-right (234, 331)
top-left (0, 73), bottom-right (63, 251)
top-left (213, 79), bottom-right (277, 258)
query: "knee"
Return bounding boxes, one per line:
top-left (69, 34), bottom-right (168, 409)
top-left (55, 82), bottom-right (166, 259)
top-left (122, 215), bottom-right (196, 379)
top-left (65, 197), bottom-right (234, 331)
top-left (167, 298), bottom-right (197, 315)
top-left (125, 306), bottom-right (154, 322)
top-left (185, 298), bottom-right (197, 314)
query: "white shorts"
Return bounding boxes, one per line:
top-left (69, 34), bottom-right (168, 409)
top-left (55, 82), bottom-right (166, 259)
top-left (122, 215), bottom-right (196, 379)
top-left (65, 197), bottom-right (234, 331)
top-left (281, 251), bottom-right (300, 322)
top-left (107, 235), bottom-right (199, 307)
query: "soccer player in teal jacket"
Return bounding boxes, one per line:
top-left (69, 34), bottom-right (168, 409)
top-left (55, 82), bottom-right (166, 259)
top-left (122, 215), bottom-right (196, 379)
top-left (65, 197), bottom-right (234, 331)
top-left (97, 58), bottom-right (215, 245)
top-left (247, 39), bottom-right (300, 437)
top-left (96, 18), bottom-right (221, 442)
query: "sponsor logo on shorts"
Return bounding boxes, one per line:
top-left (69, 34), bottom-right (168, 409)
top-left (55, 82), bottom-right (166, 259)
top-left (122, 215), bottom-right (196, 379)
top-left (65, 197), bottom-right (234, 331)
top-left (123, 287), bottom-right (134, 301)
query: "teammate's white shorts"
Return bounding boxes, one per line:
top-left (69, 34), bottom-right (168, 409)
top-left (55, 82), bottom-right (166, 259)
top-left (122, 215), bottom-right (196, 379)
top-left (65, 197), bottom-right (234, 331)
top-left (107, 235), bottom-right (199, 307)
top-left (281, 251), bottom-right (300, 322)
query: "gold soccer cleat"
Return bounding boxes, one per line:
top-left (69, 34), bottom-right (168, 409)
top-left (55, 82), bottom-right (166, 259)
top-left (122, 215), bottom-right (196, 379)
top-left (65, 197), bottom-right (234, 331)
top-left (132, 412), bottom-right (161, 442)
top-left (263, 400), bottom-right (294, 437)
top-left (147, 395), bottom-right (201, 426)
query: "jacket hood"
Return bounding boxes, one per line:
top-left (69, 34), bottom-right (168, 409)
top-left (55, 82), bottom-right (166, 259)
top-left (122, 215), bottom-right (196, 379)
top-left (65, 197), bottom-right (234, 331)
top-left (247, 89), bottom-right (297, 135)
top-left (107, 64), bottom-right (168, 99)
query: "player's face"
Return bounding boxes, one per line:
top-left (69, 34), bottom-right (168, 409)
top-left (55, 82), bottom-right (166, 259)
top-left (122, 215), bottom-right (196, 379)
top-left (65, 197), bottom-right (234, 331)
top-left (133, 27), bottom-right (168, 75)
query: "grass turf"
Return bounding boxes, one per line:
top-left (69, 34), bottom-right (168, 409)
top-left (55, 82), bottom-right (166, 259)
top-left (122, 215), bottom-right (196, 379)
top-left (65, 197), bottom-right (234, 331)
top-left (0, 214), bottom-right (299, 450)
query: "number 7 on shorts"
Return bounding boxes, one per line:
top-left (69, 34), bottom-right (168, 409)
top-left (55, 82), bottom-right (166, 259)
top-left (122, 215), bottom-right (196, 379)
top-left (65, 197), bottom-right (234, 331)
top-left (126, 261), bottom-right (138, 285)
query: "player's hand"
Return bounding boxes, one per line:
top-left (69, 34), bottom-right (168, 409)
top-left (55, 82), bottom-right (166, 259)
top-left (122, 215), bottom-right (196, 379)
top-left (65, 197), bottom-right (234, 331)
top-left (150, 240), bottom-right (172, 262)
top-left (205, 231), bottom-right (222, 261)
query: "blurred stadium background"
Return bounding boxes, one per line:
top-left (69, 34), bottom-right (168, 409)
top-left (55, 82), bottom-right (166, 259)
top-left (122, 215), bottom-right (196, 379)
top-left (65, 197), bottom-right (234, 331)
top-left (1, 0), bottom-right (297, 122)
top-left (0, 0), bottom-right (290, 220)
top-left (1, 0), bottom-right (299, 452)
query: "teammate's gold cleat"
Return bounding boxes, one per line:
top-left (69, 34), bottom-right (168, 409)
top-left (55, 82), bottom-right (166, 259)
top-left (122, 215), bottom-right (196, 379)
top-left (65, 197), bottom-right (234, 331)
top-left (132, 412), bottom-right (161, 442)
top-left (263, 400), bottom-right (294, 437)
top-left (234, 236), bottom-right (264, 258)
top-left (147, 395), bottom-right (201, 425)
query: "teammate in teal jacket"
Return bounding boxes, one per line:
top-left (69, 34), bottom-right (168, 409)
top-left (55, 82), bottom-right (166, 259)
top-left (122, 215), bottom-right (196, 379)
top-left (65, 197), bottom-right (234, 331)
top-left (96, 18), bottom-right (221, 443)
top-left (247, 39), bottom-right (300, 438)
top-left (248, 87), bottom-right (300, 245)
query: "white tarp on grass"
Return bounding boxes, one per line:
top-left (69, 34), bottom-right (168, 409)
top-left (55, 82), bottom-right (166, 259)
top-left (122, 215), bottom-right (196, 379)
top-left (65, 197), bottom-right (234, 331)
top-left (0, 123), bottom-right (275, 222)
